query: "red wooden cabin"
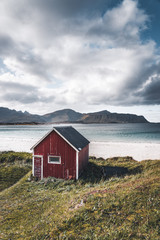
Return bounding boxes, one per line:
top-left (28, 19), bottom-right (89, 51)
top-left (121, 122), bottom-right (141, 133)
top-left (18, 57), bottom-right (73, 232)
top-left (31, 126), bottom-right (90, 180)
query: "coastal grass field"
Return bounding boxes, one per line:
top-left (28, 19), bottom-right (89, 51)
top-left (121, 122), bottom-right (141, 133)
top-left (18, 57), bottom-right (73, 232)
top-left (0, 152), bottom-right (160, 239)
top-left (0, 151), bottom-right (32, 191)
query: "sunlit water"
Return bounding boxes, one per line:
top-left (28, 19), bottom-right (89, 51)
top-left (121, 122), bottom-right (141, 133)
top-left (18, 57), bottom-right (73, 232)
top-left (0, 123), bottom-right (160, 153)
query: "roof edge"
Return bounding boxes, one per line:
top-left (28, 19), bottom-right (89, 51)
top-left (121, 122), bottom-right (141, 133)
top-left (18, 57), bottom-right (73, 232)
top-left (30, 128), bottom-right (53, 150)
top-left (53, 128), bottom-right (79, 152)
top-left (30, 127), bottom-right (81, 152)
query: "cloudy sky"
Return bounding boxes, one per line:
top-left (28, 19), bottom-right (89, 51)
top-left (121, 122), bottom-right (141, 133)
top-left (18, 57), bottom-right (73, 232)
top-left (0, 0), bottom-right (160, 122)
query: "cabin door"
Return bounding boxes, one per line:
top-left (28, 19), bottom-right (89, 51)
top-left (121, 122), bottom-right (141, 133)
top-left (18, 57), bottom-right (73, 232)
top-left (33, 155), bottom-right (43, 180)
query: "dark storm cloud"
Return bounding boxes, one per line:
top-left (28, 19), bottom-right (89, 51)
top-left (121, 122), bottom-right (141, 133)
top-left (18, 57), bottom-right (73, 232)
top-left (95, 63), bottom-right (160, 106)
top-left (0, 81), bottom-right (36, 91)
top-left (31, 0), bottom-right (119, 18)
top-left (3, 92), bottom-right (41, 104)
top-left (0, 41), bottom-right (52, 82)
top-left (3, 92), bottom-right (54, 104)
top-left (136, 76), bottom-right (160, 104)
top-left (124, 61), bottom-right (159, 91)
top-left (0, 35), bottom-right (15, 55)
top-left (0, 81), bottom-right (54, 104)
top-left (0, 81), bottom-right (39, 104)
top-left (14, 50), bottom-right (52, 82)
top-left (8, 0), bottom-right (122, 38)
top-left (0, 0), bottom-right (160, 110)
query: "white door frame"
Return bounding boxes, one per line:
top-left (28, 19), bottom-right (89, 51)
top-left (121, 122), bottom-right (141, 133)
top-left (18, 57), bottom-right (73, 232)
top-left (33, 155), bottom-right (43, 180)
top-left (76, 151), bottom-right (79, 180)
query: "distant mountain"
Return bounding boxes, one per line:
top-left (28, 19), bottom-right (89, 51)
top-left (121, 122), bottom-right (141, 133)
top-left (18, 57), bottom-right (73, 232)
top-left (42, 109), bottom-right (82, 123)
top-left (80, 110), bottom-right (148, 123)
top-left (0, 107), bottom-right (45, 124)
top-left (0, 107), bottom-right (149, 124)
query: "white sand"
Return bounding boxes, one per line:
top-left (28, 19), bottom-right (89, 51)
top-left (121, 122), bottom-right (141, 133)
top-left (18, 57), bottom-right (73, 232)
top-left (0, 137), bottom-right (36, 152)
top-left (0, 137), bottom-right (160, 161)
top-left (89, 142), bottom-right (160, 161)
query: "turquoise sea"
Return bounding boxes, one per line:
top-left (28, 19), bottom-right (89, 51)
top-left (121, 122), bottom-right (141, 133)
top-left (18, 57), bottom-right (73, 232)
top-left (0, 123), bottom-right (160, 152)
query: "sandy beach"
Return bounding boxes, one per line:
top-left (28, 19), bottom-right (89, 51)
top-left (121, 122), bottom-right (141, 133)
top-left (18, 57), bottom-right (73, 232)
top-left (0, 136), bottom-right (160, 161)
top-left (90, 142), bottom-right (160, 161)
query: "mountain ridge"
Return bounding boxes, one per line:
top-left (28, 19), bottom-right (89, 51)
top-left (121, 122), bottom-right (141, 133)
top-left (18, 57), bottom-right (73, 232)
top-left (0, 107), bottom-right (149, 124)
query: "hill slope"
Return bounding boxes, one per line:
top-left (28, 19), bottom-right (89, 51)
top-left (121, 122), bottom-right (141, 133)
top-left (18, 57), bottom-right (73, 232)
top-left (0, 107), bottom-right (45, 123)
top-left (42, 108), bottom-right (83, 123)
top-left (80, 110), bottom-right (148, 123)
top-left (0, 157), bottom-right (159, 239)
top-left (0, 107), bottom-right (149, 124)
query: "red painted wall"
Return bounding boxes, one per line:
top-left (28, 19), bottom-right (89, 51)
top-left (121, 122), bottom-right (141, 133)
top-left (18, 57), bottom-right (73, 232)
top-left (78, 145), bottom-right (89, 176)
top-left (34, 131), bottom-right (76, 179)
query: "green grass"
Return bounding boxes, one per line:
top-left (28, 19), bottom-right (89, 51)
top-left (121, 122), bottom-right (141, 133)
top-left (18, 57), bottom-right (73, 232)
top-left (0, 151), bottom-right (32, 191)
top-left (0, 156), bottom-right (160, 240)
top-left (0, 151), bottom-right (32, 164)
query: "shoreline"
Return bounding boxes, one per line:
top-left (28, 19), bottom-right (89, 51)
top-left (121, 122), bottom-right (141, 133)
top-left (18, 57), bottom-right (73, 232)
top-left (0, 138), bottom-right (159, 161)
top-left (90, 141), bottom-right (160, 161)
top-left (0, 122), bottom-right (160, 125)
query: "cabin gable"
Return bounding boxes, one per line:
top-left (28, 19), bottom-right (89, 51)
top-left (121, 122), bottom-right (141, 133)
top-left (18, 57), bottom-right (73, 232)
top-left (33, 130), bottom-right (76, 179)
top-left (32, 126), bottom-right (89, 180)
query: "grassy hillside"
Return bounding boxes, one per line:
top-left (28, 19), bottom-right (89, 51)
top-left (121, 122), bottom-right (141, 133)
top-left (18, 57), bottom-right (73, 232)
top-left (0, 156), bottom-right (160, 240)
top-left (0, 151), bottom-right (32, 191)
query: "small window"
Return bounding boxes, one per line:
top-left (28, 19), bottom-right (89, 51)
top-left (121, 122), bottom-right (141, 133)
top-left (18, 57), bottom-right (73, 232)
top-left (48, 156), bottom-right (61, 164)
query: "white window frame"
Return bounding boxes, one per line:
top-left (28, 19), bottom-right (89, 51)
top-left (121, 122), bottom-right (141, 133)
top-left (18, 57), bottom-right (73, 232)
top-left (48, 155), bottom-right (61, 164)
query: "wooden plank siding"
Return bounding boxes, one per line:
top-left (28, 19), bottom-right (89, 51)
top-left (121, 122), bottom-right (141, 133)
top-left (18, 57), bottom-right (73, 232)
top-left (78, 145), bottom-right (89, 176)
top-left (34, 131), bottom-right (76, 179)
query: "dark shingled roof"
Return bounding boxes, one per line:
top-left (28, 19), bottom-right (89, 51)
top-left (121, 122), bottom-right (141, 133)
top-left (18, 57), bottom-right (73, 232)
top-left (54, 126), bottom-right (90, 151)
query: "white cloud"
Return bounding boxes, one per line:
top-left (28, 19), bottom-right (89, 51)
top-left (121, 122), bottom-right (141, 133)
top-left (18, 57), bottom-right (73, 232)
top-left (0, 0), bottom-right (159, 120)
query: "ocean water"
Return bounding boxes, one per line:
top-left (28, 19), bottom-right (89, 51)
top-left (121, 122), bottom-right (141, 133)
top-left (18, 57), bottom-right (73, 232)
top-left (0, 123), bottom-right (160, 152)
